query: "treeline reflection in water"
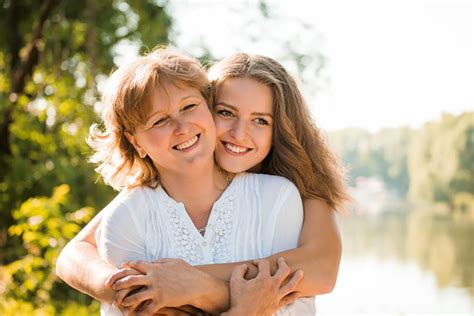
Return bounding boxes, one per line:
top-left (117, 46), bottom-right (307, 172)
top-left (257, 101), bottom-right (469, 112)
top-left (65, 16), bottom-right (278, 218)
top-left (317, 210), bottom-right (474, 314)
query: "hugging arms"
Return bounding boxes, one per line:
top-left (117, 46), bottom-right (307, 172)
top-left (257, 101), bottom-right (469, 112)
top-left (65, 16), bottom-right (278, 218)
top-left (56, 50), bottom-right (348, 315)
top-left (57, 197), bottom-right (340, 314)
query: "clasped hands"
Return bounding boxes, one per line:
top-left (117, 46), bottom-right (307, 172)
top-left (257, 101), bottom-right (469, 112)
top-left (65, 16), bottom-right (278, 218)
top-left (105, 257), bottom-right (304, 316)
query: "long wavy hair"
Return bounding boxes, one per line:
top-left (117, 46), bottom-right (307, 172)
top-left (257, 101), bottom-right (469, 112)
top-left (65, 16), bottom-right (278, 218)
top-left (209, 53), bottom-right (349, 210)
top-left (88, 49), bottom-right (211, 191)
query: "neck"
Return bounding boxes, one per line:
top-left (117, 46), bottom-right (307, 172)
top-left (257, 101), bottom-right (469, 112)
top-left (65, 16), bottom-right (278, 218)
top-left (158, 160), bottom-right (229, 226)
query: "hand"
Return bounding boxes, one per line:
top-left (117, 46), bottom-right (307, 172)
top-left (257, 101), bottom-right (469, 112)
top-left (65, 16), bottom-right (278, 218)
top-left (223, 258), bottom-right (303, 316)
top-left (103, 267), bottom-right (145, 314)
top-left (113, 258), bottom-right (212, 315)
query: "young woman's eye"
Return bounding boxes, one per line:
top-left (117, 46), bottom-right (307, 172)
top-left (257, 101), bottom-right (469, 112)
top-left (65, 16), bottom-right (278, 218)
top-left (255, 118), bottom-right (269, 125)
top-left (217, 109), bottom-right (234, 117)
top-left (182, 104), bottom-right (197, 111)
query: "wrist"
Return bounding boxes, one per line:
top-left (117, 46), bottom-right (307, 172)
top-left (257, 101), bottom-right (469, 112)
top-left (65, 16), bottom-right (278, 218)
top-left (223, 306), bottom-right (257, 316)
top-left (191, 272), bottom-right (230, 313)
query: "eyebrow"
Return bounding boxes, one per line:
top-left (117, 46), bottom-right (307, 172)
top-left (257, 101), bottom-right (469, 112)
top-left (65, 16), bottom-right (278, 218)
top-left (216, 102), bottom-right (273, 118)
top-left (145, 94), bottom-right (202, 124)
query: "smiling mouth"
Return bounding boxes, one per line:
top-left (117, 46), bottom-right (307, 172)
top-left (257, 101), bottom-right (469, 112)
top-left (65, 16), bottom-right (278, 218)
top-left (222, 141), bottom-right (252, 154)
top-left (173, 134), bottom-right (200, 151)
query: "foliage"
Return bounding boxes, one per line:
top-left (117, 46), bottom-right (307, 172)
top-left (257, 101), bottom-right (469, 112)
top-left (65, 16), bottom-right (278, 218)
top-left (0, 185), bottom-right (99, 314)
top-left (0, 0), bottom-right (171, 312)
top-left (328, 112), bottom-right (473, 212)
top-left (408, 112), bottom-right (474, 212)
top-left (328, 126), bottom-right (414, 196)
top-left (0, 0), bottom-right (171, 260)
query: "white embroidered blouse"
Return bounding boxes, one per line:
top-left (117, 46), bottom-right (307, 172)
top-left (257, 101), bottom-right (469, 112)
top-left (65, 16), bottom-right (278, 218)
top-left (96, 172), bottom-right (316, 315)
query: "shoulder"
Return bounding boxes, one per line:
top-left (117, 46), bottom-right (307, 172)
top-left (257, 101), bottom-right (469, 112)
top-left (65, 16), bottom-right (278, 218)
top-left (239, 172), bottom-right (299, 197)
top-left (101, 186), bottom-right (159, 224)
top-left (235, 173), bottom-right (301, 207)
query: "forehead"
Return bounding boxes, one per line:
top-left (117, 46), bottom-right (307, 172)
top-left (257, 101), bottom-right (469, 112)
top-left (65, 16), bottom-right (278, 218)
top-left (217, 77), bottom-right (273, 112)
top-left (150, 81), bottom-right (203, 108)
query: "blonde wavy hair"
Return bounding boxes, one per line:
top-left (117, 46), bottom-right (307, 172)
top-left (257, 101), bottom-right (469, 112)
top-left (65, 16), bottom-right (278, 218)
top-left (88, 49), bottom-right (211, 191)
top-left (208, 53), bottom-right (349, 210)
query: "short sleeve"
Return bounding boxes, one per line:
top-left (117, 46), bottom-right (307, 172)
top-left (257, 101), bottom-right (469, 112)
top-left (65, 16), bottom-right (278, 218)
top-left (270, 182), bottom-right (304, 253)
top-left (95, 191), bottom-right (148, 268)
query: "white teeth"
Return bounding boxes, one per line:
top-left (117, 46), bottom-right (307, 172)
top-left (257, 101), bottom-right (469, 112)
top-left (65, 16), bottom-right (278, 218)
top-left (176, 136), bottom-right (198, 150)
top-left (225, 142), bottom-right (249, 153)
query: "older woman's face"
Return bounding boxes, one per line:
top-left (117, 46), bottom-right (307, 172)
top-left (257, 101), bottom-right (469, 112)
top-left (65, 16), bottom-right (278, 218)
top-left (213, 77), bottom-right (274, 173)
top-left (127, 82), bottom-right (216, 175)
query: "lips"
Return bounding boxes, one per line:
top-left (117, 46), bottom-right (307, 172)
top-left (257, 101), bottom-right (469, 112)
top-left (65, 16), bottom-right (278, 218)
top-left (222, 141), bottom-right (252, 154)
top-left (173, 134), bottom-right (200, 150)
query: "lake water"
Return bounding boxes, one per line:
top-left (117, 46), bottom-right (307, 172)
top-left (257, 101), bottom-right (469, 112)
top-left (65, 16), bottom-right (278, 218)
top-left (316, 211), bottom-right (474, 315)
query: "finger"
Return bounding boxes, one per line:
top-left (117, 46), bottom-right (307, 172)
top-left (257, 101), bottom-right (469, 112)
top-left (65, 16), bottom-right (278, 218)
top-left (113, 275), bottom-right (150, 290)
top-left (155, 258), bottom-right (182, 264)
top-left (122, 260), bottom-right (151, 274)
top-left (145, 307), bottom-right (188, 316)
top-left (105, 268), bottom-right (143, 288)
top-left (122, 288), bottom-right (154, 307)
top-left (172, 305), bottom-right (203, 314)
top-left (278, 291), bottom-right (301, 309)
top-left (230, 264), bottom-right (248, 282)
top-left (114, 287), bottom-right (139, 307)
top-left (255, 259), bottom-right (271, 277)
top-left (273, 257), bottom-right (291, 283)
top-left (118, 305), bottom-right (136, 316)
top-left (279, 270), bottom-right (304, 297)
top-left (136, 300), bottom-right (161, 316)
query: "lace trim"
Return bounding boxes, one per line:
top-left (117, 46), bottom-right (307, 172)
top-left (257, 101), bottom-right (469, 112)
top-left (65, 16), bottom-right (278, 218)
top-left (212, 192), bottom-right (235, 263)
top-left (160, 176), bottom-right (239, 265)
top-left (165, 201), bottom-right (204, 265)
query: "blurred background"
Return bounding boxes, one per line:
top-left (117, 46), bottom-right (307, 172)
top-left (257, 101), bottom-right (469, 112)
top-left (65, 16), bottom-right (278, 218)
top-left (0, 0), bottom-right (473, 314)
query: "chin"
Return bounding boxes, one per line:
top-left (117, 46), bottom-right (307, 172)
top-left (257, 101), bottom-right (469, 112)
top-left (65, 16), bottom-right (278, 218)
top-left (217, 159), bottom-right (246, 174)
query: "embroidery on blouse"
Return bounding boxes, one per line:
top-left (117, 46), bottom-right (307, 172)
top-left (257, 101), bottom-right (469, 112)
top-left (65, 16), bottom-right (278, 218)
top-left (159, 175), bottom-right (240, 265)
top-left (211, 191), bottom-right (235, 263)
top-left (164, 200), bottom-right (204, 265)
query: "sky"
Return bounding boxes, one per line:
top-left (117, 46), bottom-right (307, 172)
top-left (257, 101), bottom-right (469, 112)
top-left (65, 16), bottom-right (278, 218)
top-left (121, 0), bottom-right (474, 132)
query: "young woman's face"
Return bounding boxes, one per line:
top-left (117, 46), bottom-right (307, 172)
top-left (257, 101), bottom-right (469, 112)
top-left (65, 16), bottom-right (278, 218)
top-left (127, 82), bottom-right (216, 175)
top-left (213, 77), bottom-right (274, 173)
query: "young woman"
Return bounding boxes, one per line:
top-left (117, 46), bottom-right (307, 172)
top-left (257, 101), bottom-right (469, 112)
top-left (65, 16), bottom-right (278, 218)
top-left (56, 51), bottom-right (348, 315)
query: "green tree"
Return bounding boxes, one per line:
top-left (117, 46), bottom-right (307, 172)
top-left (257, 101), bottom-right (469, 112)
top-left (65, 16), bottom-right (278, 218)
top-left (0, 0), bottom-right (171, 313)
top-left (408, 112), bottom-right (474, 211)
top-left (0, 0), bottom-right (170, 262)
top-left (328, 127), bottom-right (413, 195)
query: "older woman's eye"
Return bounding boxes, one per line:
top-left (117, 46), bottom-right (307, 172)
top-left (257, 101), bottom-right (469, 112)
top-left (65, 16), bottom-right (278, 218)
top-left (153, 117), bottom-right (168, 127)
top-left (182, 104), bottom-right (197, 111)
top-left (218, 109), bottom-right (234, 117)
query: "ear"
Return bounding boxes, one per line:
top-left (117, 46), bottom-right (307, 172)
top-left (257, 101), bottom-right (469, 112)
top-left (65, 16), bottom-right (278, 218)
top-left (125, 131), bottom-right (147, 158)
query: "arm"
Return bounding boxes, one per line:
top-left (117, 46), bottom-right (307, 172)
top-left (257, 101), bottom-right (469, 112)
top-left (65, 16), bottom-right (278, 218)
top-left (55, 210), bottom-right (117, 303)
top-left (57, 206), bottom-right (228, 314)
top-left (197, 198), bottom-right (342, 296)
top-left (112, 259), bottom-right (230, 315)
top-left (56, 199), bottom-right (145, 304)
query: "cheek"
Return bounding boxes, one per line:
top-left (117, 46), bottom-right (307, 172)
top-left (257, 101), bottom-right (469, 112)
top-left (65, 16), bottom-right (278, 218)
top-left (256, 129), bottom-right (273, 152)
top-left (142, 129), bottom-right (167, 148)
top-left (213, 117), bottom-right (231, 138)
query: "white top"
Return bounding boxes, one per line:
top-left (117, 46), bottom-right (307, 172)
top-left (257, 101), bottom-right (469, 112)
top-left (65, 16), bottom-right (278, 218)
top-left (96, 172), bottom-right (315, 315)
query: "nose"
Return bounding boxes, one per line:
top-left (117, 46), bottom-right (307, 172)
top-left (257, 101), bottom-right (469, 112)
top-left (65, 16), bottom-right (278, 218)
top-left (230, 119), bottom-right (249, 141)
top-left (172, 117), bottom-right (190, 135)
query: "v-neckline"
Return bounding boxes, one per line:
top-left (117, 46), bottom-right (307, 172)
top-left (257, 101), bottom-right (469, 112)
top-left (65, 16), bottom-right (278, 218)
top-left (157, 173), bottom-right (242, 240)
